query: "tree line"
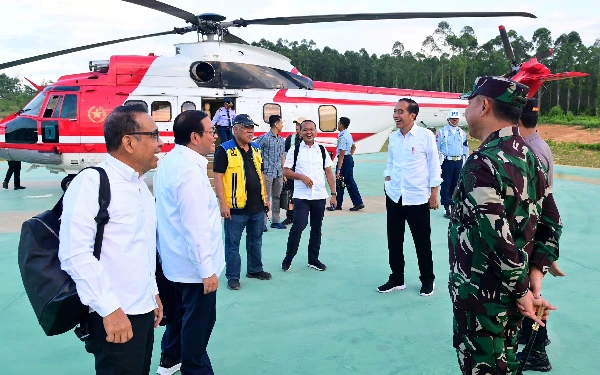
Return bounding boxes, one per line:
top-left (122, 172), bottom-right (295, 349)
top-left (252, 22), bottom-right (600, 116)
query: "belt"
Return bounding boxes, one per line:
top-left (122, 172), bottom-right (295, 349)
top-left (445, 156), bottom-right (462, 161)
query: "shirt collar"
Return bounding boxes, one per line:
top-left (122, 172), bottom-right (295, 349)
top-left (105, 154), bottom-right (142, 183)
top-left (301, 140), bottom-right (317, 148)
top-left (525, 130), bottom-right (541, 141)
top-left (175, 144), bottom-right (208, 169)
top-left (398, 124), bottom-right (418, 138)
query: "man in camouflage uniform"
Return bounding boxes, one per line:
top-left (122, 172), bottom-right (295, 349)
top-left (448, 76), bottom-right (562, 375)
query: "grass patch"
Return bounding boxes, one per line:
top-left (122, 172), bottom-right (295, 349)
top-left (539, 115), bottom-right (600, 129)
top-left (467, 136), bottom-right (600, 169)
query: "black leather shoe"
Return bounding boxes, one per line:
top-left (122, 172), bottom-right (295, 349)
top-left (2, 182), bottom-right (7, 189)
top-left (349, 204), bottom-right (365, 211)
top-left (14, 186), bottom-right (26, 190)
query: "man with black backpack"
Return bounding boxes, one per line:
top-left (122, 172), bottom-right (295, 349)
top-left (281, 120), bottom-right (337, 272)
top-left (58, 105), bottom-right (164, 374)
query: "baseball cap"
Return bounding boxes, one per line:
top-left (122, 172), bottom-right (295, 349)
top-left (522, 98), bottom-right (540, 114)
top-left (233, 114), bottom-right (258, 127)
top-left (293, 117), bottom-right (307, 124)
top-left (460, 76), bottom-right (529, 108)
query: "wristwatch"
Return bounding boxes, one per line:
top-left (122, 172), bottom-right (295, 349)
top-left (331, 192), bottom-right (337, 195)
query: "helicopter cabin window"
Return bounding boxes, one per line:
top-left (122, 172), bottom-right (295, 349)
top-left (151, 101), bottom-right (172, 122)
top-left (318, 105), bottom-right (337, 132)
top-left (263, 103), bottom-right (281, 123)
top-left (124, 100), bottom-right (148, 112)
top-left (181, 101), bottom-right (196, 112)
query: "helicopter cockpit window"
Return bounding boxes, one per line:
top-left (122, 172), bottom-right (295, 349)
top-left (44, 95), bottom-right (63, 118)
top-left (19, 89), bottom-right (48, 117)
top-left (61, 94), bottom-right (78, 119)
top-left (124, 100), bottom-right (149, 112)
top-left (151, 101), bottom-right (172, 122)
top-left (318, 105), bottom-right (337, 132)
top-left (181, 101), bottom-right (196, 112)
top-left (220, 62), bottom-right (311, 90)
top-left (263, 103), bottom-right (281, 123)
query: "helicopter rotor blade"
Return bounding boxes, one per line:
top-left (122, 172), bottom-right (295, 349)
top-left (534, 48), bottom-right (554, 61)
top-left (222, 33), bottom-right (249, 45)
top-left (224, 11), bottom-right (536, 27)
top-left (0, 28), bottom-right (191, 71)
top-left (498, 25), bottom-right (516, 65)
top-left (123, 0), bottom-right (198, 25)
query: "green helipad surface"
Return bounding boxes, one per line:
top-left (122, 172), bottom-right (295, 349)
top-left (1, 154), bottom-right (598, 374)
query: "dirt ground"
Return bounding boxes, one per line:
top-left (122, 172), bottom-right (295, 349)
top-left (537, 124), bottom-right (600, 144)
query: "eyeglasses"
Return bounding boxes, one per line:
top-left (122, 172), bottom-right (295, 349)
top-left (128, 129), bottom-right (160, 141)
top-left (196, 127), bottom-right (217, 136)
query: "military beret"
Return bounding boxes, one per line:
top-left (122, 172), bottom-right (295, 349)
top-left (460, 76), bottom-right (529, 108)
top-left (522, 98), bottom-right (540, 114)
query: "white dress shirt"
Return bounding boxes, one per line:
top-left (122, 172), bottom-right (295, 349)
top-left (384, 125), bottom-right (443, 205)
top-left (153, 144), bottom-right (225, 283)
top-left (59, 155), bottom-right (158, 317)
top-left (284, 141), bottom-right (334, 200)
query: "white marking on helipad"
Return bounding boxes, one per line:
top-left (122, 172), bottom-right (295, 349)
top-left (23, 194), bottom-right (54, 199)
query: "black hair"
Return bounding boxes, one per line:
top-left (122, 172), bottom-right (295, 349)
top-left (104, 104), bottom-right (146, 153)
top-left (398, 98), bottom-right (419, 118)
top-left (173, 110), bottom-right (209, 145)
top-left (269, 115), bottom-right (282, 127)
top-left (520, 112), bottom-right (538, 128)
top-left (484, 96), bottom-right (522, 124)
top-left (339, 117), bottom-right (350, 129)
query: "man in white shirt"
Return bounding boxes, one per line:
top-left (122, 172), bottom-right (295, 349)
top-left (154, 110), bottom-right (224, 375)
top-left (58, 104), bottom-right (164, 374)
top-left (281, 120), bottom-right (337, 272)
top-left (377, 98), bottom-right (443, 297)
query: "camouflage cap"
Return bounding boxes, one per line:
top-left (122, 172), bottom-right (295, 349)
top-left (460, 76), bottom-right (529, 108)
top-left (522, 98), bottom-right (540, 114)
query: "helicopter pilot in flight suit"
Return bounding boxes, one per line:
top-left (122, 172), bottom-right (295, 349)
top-left (212, 98), bottom-right (236, 143)
top-left (436, 109), bottom-right (468, 219)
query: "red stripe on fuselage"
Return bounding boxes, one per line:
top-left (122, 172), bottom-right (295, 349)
top-left (273, 89), bottom-right (466, 108)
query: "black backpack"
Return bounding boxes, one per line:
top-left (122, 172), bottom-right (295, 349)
top-left (17, 167), bottom-right (110, 336)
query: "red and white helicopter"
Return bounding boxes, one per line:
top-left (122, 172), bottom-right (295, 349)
top-left (0, 1), bottom-right (588, 190)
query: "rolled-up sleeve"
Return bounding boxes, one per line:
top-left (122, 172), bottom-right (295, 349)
top-left (58, 170), bottom-right (121, 317)
top-left (174, 170), bottom-right (216, 279)
top-left (427, 132), bottom-right (443, 187)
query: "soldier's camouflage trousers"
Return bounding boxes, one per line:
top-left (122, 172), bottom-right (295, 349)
top-left (453, 307), bottom-right (523, 375)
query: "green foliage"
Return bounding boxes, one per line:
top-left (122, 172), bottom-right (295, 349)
top-left (549, 105), bottom-right (564, 117)
top-left (0, 73), bottom-right (39, 117)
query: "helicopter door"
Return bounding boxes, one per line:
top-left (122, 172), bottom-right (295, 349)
top-left (40, 93), bottom-right (79, 144)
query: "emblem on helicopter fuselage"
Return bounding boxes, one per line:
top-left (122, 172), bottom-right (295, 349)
top-left (87, 106), bottom-right (107, 123)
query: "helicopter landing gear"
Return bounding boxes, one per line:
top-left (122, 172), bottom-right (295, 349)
top-left (61, 174), bottom-right (76, 192)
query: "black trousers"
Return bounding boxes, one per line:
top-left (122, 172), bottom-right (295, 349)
top-left (286, 198), bottom-right (326, 262)
top-left (85, 311), bottom-right (154, 375)
top-left (162, 282), bottom-right (216, 375)
top-left (4, 160), bottom-right (21, 186)
top-left (386, 195), bottom-right (434, 285)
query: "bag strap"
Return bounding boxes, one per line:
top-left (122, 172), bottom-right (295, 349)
top-left (319, 144), bottom-right (326, 170)
top-left (89, 167), bottom-right (111, 260)
top-left (292, 142), bottom-right (301, 172)
top-left (293, 143), bottom-right (328, 171)
top-left (52, 167), bottom-right (110, 260)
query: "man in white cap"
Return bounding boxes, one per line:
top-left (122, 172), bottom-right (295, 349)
top-left (436, 109), bottom-right (468, 218)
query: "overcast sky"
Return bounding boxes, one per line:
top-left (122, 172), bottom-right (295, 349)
top-left (1, 0), bottom-right (598, 84)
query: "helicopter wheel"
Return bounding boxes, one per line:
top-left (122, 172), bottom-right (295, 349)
top-left (61, 174), bottom-right (76, 192)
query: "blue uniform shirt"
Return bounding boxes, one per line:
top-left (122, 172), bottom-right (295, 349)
top-left (436, 125), bottom-right (468, 157)
top-left (212, 107), bottom-right (236, 128)
top-left (337, 129), bottom-right (354, 153)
